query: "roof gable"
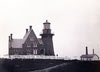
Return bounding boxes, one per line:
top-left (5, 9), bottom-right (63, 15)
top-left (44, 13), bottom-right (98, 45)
top-left (10, 26), bottom-right (43, 48)
top-left (23, 29), bottom-right (39, 44)
top-left (23, 30), bottom-right (31, 43)
top-left (81, 54), bottom-right (99, 58)
top-left (11, 39), bottom-right (23, 48)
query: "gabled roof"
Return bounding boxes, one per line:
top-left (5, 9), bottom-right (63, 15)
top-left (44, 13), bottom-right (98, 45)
top-left (81, 54), bottom-right (99, 59)
top-left (23, 30), bottom-right (31, 43)
top-left (23, 29), bottom-right (39, 44)
top-left (11, 39), bottom-right (23, 48)
top-left (10, 26), bottom-right (44, 48)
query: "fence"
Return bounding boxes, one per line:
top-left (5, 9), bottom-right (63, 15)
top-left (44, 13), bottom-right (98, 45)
top-left (9, 55), bottom-right (64, 60)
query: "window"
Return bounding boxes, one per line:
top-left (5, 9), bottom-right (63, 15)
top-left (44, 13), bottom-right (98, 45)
top-left (35, 49), bottom-right (37, 54)
top-left (33, 49), bottom-right (37, 54)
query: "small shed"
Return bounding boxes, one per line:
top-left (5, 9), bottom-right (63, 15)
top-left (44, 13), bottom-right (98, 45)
top-left (80, 47), bottom-right (99, 61)
top-left (81, 54), bottom-right (99, 61)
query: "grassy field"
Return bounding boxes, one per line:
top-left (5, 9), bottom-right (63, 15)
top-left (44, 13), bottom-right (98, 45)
top-left (0, 59), bottom-right (100, 72)
top-left (30, 61), bottom-right (100, 72)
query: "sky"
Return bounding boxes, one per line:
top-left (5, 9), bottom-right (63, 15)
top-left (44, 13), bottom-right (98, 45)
top-left (0, 0), bottom-right (100, 59)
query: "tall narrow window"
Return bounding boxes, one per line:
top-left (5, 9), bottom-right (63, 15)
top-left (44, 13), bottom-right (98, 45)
top-left (33, 49), bottom-right (37, 54)
top-left (35, 49), bottom-right (37, 54)
top-left (33, 49), bottom-right (35, 54)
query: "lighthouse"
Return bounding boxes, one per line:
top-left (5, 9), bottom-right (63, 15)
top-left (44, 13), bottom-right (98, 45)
top-left (40, 20), bottom-right (55, 56)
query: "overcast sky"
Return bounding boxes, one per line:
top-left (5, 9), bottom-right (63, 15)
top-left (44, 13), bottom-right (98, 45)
top-left (0, 0), bottom-right (100, 59)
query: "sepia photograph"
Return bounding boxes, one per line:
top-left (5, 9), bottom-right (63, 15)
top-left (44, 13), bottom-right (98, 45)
top-left (0, 0), bottom-right (100, 72)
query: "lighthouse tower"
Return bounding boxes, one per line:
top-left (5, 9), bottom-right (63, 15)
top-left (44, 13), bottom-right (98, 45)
top-left (40, 20), bottom-right (55, 56)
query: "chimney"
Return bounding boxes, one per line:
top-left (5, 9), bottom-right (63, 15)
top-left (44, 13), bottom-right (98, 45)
top-left (86, 46), bottom-right (88, 55)
top-left (93, 49), bottom-right (94, 54)
top-left (9, 36), bottom-right (11, 41)
top-left (29, 26), bottom-right (32, 31)
top-left (10, 33), bottom-right (13, 40)
top-left (26, 29), bottom-right (28, 33)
